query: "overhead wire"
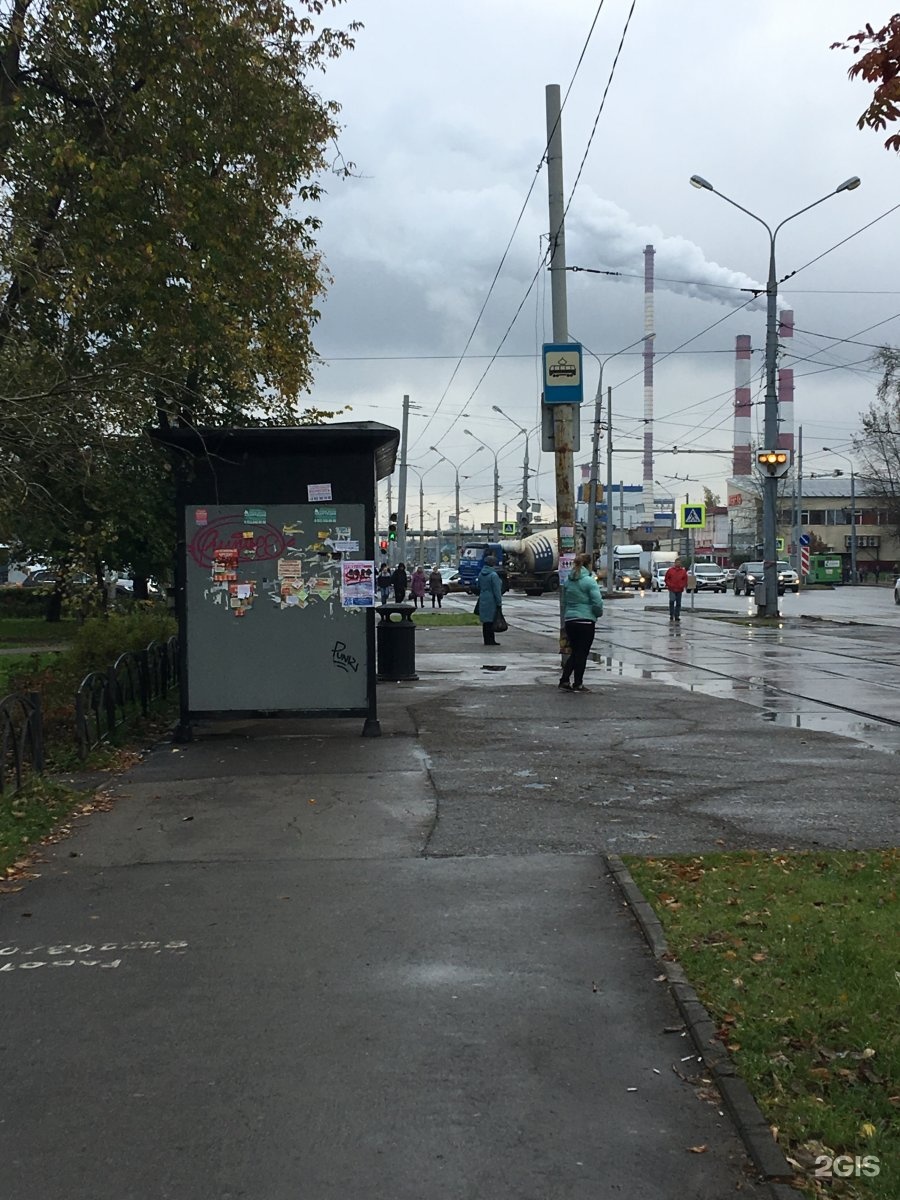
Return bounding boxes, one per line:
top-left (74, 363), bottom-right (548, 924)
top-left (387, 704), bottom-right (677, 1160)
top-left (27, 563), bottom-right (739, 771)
top-left (407, 0), bottom-right (610, 454)
top-left (419, 0), bottom-right (641, 454)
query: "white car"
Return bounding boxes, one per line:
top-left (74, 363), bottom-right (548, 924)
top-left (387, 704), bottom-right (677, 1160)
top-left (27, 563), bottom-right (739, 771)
top-left (689, 563), bottom-right (728, 593)
top-left (650, 568), bottom-right (668, 591)
top-left (894, 576), bottom-right (900, 606)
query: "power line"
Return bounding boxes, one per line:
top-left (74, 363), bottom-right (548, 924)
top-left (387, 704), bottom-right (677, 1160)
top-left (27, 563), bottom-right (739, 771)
top-left (408, 1), bottom-right (609, 453)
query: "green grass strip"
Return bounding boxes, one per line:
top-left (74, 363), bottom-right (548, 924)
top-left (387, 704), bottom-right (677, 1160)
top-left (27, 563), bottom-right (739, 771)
top-left (625, 850), bottom-right (898, 1198)
top-left (0, 779), bottom-right (86, 877)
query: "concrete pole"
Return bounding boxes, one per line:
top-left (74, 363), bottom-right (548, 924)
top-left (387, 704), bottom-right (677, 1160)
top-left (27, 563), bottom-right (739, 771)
top-left (586, 362), bottom-right (603, 565)
top-left (850, 468), bottom-right (858, 584)
top-left (545, 84), bottom-right (575, 598)
top-left (605, 387), bottom-right (614, 591)
top-left (397, 394), bottom-right (410, 566)
top-left (419, 478), bottom-right (424, 563)
top-left (454, 470), bottom-right (461, 563)
top-left (762, 239), bottom-right (779, 617)
top-left (794, 425), bottom-right (803, 578)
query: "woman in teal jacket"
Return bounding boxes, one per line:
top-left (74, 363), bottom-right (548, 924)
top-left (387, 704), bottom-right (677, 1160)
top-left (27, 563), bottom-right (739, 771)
top-left (476, 555), bottom-right (503, 645)
top-left (559, 553), bottom-right (604, 691)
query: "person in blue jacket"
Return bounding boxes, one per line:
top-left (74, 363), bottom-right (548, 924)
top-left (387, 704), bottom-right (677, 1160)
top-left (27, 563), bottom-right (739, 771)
top-left (476, 554), bottom-right (504, 646)
top-left (558, 553), bottom-right (604, 692)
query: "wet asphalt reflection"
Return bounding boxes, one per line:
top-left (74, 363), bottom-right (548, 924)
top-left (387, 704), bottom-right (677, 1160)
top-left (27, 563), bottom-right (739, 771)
top-left (454, 586), bottom-right (900, 753)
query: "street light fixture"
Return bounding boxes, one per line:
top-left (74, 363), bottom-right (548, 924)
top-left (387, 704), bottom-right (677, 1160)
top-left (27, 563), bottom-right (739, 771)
top-left (464, 428), bottom-right (523, 536)
top-left (823, 447), bottom-right (858, 584)
top-left (690, 173), bottom-right (860, 615)
top-left (428, 445), bottom-right (483, 561)
top-left (491, 406), bottom-right (530, 536)
top-left (581, 336), bottom-right (645, 591)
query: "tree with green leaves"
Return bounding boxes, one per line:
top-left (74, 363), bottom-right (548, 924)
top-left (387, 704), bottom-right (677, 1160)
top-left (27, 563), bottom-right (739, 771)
top-left (853, 346), bottom-right (900, 535)
top-left (0, 0), bottom-right (358, 594)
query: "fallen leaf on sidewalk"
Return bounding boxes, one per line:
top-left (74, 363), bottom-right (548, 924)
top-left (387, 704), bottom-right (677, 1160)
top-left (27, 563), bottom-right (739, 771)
top-left (687, 1144), bottom-right (708, 1154)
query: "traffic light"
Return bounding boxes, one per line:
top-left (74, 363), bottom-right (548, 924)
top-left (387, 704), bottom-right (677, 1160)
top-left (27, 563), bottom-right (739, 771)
top-left (379, 538), bottom-right (388, 553)
top-left (757, 449), bottom-right (790, 478)
top-left (388, 513), bottom-right (397, 540)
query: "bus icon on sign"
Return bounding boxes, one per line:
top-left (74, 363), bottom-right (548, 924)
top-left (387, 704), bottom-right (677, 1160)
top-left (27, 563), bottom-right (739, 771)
top-left (548, 358), bottom-right (577, 379)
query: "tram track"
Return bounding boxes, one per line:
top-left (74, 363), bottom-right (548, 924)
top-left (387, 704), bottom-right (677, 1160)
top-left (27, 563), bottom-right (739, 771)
top-left (498, 596), bottom-right (900, 744)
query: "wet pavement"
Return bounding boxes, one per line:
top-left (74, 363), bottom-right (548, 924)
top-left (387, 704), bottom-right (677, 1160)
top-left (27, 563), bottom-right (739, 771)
top-left (446, 584), bottom-right (900, 751)
top-left (1, 599), bottom-right (896, 1200)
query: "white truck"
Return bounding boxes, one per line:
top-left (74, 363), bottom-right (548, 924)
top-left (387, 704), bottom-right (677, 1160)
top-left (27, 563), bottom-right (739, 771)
top-left (640, 549), bottom-right (677, 589)
top-left (612, 543), bottom-right (647, 589)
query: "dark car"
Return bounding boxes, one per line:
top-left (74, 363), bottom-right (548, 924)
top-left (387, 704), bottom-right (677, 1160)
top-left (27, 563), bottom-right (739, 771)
top-left (733, 561), bottom-right (797, 597)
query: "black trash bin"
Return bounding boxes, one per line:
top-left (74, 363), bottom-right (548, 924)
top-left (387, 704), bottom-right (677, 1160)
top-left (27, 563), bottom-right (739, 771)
top-left (376, 604), bottom-right (419, 681)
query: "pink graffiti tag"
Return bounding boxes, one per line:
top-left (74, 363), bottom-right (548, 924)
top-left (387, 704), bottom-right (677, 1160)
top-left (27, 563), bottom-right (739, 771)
top-left (188, 514), bottom-right (294, 569)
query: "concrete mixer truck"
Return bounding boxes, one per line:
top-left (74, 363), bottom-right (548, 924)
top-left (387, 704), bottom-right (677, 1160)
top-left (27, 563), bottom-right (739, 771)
top-left (458, 532), bottom-right (559, 597)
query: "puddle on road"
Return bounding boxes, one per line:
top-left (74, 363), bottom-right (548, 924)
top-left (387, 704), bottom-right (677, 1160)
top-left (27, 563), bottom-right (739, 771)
top-left (590, 652), bottom-right (900, 752)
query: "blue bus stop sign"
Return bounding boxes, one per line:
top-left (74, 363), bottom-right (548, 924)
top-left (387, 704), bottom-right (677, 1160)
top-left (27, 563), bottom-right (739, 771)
top-left (542, 343), bottom-right (583, 404)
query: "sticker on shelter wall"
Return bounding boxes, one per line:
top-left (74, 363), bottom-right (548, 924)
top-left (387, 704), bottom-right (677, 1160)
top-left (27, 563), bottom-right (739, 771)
top-left (308, 484), bottom-right (333, 503)
top-left (195, 508), bottom-right (208, 526)
top-left (332, 540), bottom-right (359, 553)
top-left (341, 560), bottom-right (375, 607)
top-left (243, 507), bottom-right (267, 524)
top-left (313, 507), bottom-right (337, 524)
top-left (336, 526), bottom-right (351, 541)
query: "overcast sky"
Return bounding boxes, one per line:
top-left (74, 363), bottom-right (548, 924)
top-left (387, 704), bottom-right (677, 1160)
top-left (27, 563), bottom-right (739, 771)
top-left (308, 0), bottom-right (900, 530)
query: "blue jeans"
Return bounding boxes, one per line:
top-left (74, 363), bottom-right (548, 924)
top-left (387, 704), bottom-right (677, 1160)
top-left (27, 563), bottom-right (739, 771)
top-left (668, 590), bottom-right (683, 619)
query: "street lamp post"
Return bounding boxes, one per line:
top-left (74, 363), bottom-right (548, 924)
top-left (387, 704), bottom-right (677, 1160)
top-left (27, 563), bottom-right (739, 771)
top-left (406, 464), bottom-right (427, 563)
top-left (429, 446), bottom-right (483, 562)
top-left (583, 337), bottom-right (645, 574)
top-left (690, 173), bottom-right (860, 616)
top-left (491, 406), bottom-right (530, 536)
top-left (464, 428), bottom-right (524, 536)
top-left (823, 447), bottom-right (858, 584)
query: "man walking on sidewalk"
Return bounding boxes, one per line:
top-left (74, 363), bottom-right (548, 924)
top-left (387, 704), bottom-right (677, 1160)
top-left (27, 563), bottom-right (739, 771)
top-left (664, 558), bottom-right (689, 622)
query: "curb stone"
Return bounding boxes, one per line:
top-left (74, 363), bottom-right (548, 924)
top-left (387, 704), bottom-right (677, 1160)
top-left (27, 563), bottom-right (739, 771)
top-left (605, 854), bottom-right (798, 1198)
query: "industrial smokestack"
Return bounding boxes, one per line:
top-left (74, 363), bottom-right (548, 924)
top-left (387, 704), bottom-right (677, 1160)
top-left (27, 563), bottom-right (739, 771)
top-left (643, 244), bottom-right (655, 520)
top-left (777, 309), bottom-right (794, 454)
top-left (733, 334), bottom-right (752, 477)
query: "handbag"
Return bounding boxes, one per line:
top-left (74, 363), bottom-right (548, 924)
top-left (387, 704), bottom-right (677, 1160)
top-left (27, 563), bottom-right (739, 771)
top-left (473, 597), bottom-right (481, 615)
top-left (493, 609), bottom-right (509, 634)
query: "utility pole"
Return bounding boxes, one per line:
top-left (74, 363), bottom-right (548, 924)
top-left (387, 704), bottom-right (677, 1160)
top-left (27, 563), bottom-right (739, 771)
top-left (386, 478), bottom-right (393, 565)
top-left (545, 84), bottom-right (576, 607)
top-left (605, 387), bottom-right (614, 590)
top-left (793, 425), bottom-right (803, 577)
top-left (396, 394), bottom-right (410, 566)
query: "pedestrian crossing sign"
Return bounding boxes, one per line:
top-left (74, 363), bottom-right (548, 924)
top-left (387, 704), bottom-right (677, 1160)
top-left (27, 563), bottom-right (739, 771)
top-left (680, 503), bottom-right (706, 529)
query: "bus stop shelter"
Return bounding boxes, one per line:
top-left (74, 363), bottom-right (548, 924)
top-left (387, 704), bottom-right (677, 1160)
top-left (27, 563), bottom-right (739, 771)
top-left (151, 423), bottom-right (399, 739)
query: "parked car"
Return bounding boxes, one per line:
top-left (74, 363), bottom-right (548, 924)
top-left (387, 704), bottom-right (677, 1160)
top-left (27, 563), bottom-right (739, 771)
top-left (689, 563), bottom-right (728, 593)
top-left (894, 576), bottom-right (900, 605)
top-left (723, 567), bottom-right (737, 583)
top-left (22, 568), bottom-right (92, 588)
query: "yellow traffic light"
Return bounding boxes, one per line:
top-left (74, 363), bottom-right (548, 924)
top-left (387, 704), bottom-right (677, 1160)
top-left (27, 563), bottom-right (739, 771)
top-left (757, 449), bottom-right (790, 477)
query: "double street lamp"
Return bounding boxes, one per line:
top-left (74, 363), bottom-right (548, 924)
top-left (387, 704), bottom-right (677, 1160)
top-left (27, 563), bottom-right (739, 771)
top-left (689, 173), bottom-right (860, 616)
top-left (823, 447), bottom-right (858, 584)
top-left (429, 445), bottom-right (483, 561)
top-left (463, 428), bottom-right (525, 536)
top-left (491, 406), bottom-right (530, 536)
top-left (582, 336), bottom-right (646, 589)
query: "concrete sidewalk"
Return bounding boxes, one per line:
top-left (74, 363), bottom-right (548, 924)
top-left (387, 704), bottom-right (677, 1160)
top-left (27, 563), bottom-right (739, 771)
top-left (5, 621), bottom-right (887, 1199)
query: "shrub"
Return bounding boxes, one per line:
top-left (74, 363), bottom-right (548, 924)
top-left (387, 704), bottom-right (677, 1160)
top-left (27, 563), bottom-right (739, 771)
top-left (7, 607), bottom-right (177, 753)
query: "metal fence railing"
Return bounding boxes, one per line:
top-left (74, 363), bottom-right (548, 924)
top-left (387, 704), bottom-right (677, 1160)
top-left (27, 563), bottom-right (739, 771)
top-left (74, 637), bottom-right (179, 759)
top-left (0, 692), bottom-right (45, 795)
